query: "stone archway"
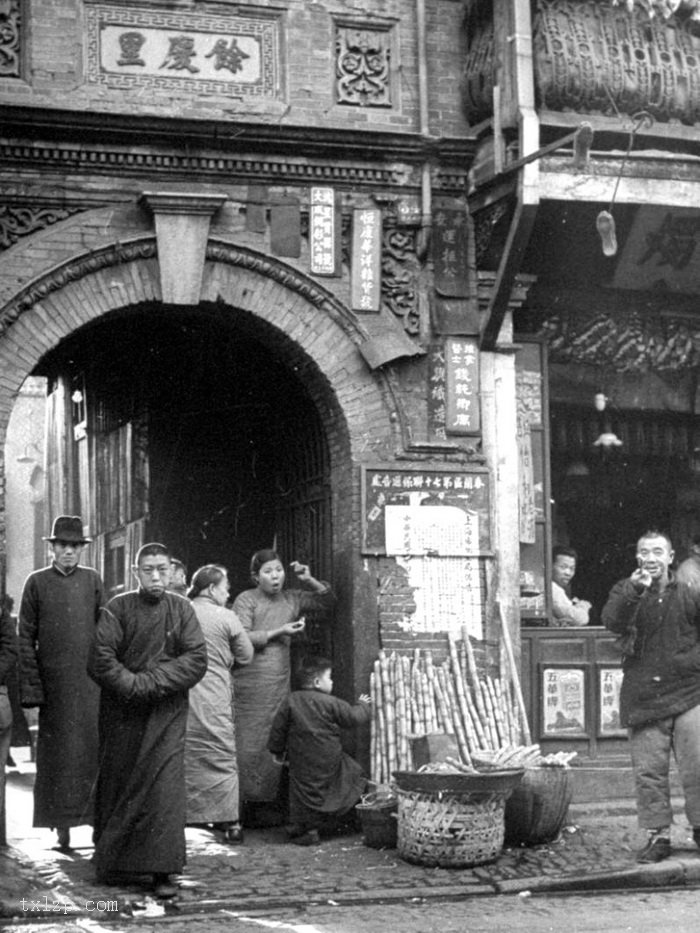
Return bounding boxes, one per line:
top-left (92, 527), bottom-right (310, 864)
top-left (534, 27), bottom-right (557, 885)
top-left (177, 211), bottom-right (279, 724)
top-left (0, 234), bottom-right (398, 693)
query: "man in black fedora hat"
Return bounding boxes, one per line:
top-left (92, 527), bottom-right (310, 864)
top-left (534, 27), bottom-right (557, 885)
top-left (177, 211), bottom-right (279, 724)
top-left (18, 515), bottom-right (104, 851)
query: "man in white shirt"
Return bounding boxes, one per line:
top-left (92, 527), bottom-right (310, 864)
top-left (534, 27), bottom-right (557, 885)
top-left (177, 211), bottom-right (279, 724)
top-left (551, 546), bottom-right (591, 627)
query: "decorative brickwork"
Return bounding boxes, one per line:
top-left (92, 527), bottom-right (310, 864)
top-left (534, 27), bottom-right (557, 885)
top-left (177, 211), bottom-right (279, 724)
top-left (0, 204), bottom-right (83, 251)
top-left (381, 205), bottom-right (420, 335)
top-left (335, 22), bottom-right (393, 107)
top-left (0, 0), bottom-right (20, 78)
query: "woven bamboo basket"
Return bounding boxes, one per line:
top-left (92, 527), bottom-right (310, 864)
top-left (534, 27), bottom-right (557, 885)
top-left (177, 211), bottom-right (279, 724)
top-left (396, 788), bottom-right (507, 868)
top-left (504, 767), bottom-right (573, 846)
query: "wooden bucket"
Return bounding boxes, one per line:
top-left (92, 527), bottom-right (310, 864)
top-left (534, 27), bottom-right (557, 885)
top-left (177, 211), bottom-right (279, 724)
top-left (504, 767), bottom-right (573, 846)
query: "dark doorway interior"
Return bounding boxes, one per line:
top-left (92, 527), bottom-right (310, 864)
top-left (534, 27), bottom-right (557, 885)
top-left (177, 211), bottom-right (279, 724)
top-left (36, 303), bottom-right (333, 603)
top-left (550, 403), bottom-right (699, 624)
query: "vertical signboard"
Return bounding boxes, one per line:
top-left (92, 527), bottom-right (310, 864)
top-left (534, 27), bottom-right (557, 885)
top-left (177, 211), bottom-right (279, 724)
top-left (445, 337), bottom-right (480, 435)
top-left (351, 207), bottom-right (382, 311)
top-left (310, 187), bottom-right (338, 275)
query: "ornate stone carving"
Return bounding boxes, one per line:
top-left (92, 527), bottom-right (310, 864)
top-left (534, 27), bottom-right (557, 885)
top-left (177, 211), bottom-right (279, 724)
top-left (462, 0), bottom-right (700, 126)
top-left (380, 206), bottom-right (420, 336)
top-left (0, 205), bottom-right (82, 251)
top-left (336, 24), bottom-right (392, 107)
top-left (535, 0), bottom-right (700, 124)
top-left (540, 307), bottom-right (700, 372)
top-left (0, 0), bottom-right (20, 78)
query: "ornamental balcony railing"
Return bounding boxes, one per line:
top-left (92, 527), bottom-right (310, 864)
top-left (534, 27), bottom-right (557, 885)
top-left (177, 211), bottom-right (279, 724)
top-left (462, 0), bottom-right (700, 128)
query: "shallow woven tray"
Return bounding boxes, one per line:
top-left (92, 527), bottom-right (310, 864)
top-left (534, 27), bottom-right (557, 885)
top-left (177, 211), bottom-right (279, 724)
top-left (392, 769), bottom-right (524, 796)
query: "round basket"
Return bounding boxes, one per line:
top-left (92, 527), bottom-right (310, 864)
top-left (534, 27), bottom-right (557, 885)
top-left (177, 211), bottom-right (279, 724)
top-left (392, 769), bottom-right (524, 797)
top-left (355, 801), bottom-right (398, 849)
top-left (504, 767), bottom-right (573, 846)
top-left (396, 788), bottom-right (507, 868)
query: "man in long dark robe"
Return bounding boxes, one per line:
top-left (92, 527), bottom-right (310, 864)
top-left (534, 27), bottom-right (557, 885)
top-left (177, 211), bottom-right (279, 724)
top-left (18, 515), bottom-right (104, 850)
top-left (88, 542), bottom-right (206, 898)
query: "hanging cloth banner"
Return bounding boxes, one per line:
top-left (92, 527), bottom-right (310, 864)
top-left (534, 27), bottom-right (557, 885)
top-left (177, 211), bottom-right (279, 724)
top-left (445, 336), bottom-right (480, 435)
top-left (351, 207), bottom-right (382, 312)
top-left (310, 187), bottom-right (340, 276)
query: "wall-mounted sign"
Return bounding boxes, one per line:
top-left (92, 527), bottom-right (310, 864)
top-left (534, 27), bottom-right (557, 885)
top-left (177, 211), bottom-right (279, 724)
top-left (542, 666), bottom-right (587, 736)
top-left (445, 337), bottom-right (480, 435)
top-left (428, 344), bottom-right (447, 441)
top-left (351, 207), bottom-right (382, 311)
top-left (361, 465), bottom-right (491, 555)
top-left (432, 198), bottom-right (470, 297)
top-left (85, 4), bottom-right (279, 97)
top-left (310, 187), bottom-right (339, 276)
top-left (598, 667), bottom-right (624, 736)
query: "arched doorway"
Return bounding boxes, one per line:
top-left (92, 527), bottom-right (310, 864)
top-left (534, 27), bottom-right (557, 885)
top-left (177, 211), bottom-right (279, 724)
top-left (0, 239), bottom-right (397, 697)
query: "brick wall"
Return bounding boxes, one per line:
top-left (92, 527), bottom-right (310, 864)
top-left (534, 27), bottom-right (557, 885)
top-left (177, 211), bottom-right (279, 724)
top-left (7, 0), bottom-right (469, 138)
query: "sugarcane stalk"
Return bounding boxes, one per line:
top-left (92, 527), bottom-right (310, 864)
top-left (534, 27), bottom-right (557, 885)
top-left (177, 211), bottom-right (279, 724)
top-left (479, 676), bottom-right (500, 748)
top-left (379, 650), bottom-right (396, 776)
top-left (462, 625), bottom-right (488, 726)
top-left (442, 666), bottom-right (473, 766)
top-left (485, 675), bottom-right (507, 747)
top-left (497, 602), bottom-right (532, 745)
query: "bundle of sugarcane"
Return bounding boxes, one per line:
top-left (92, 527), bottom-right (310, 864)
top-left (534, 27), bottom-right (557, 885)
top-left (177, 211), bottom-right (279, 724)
top-left (369, 639), bottom-right (530, 784)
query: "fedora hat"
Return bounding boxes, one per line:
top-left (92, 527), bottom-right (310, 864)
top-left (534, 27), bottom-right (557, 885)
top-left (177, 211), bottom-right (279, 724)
top-left (44, 515), bottom-right (92, 544)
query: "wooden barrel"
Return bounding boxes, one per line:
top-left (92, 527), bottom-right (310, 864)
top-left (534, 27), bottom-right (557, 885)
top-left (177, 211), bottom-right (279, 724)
top-left (504, 767), bottom-right (573, 846)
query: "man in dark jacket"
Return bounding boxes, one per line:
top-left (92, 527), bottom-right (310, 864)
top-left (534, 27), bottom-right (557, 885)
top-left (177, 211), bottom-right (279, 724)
top-left (88, 542), bottom-right (207, 898)
top-left (18, 515), bottom-right (104, 851)
top-left (602, 529), bottom-right (700, 864)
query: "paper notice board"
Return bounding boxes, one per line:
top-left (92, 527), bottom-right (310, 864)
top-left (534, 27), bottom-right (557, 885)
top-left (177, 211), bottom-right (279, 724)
top-left (361, 466), bottom-right (491, 556)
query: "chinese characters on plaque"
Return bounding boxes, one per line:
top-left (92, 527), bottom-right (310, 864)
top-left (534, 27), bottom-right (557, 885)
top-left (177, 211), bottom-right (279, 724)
top-left (310, 188), bottom-right (339, 276)
top-left (445, 337), bottom-right (480, 435)
top-left (432, 199), bottom-right (470, 297)
top-left (351, 207), bottom-right (382, 311)
top-left (86, 6), bottom-right (278, 97)
top-left (428, 344), bottom-right (447, 440)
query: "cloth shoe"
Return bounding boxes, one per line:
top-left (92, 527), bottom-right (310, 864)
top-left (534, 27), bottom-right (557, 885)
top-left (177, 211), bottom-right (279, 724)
top-left (152, 873), bottom-right (179, 898)
top-left (636, 830), bottom-right (671, 863)
top-left (291, 829), bottom-right (320, 847)
top-left (222, 824), bottom-right (244, 844)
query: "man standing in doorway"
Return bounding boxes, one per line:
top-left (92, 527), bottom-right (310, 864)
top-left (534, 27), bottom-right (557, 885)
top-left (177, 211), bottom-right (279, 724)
top-left (602, 529), bottom-right (700, 863)
top-left (18, 515), bottom-right (104, 851)
top-left (551, 546), bottom-right (591, 627)
top-left (88, 542), bottom-right (207, 898)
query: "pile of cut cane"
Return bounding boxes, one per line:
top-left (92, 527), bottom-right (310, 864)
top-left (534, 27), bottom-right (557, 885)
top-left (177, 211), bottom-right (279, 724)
top-left (369, 622), bottom-right (575, 783)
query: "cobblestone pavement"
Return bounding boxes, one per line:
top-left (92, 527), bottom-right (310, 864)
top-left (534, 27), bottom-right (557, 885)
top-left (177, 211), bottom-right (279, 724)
top-left (3, 760), bottom-right (700, 925)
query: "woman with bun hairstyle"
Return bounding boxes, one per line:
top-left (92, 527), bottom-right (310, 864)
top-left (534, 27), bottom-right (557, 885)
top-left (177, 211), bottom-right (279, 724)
top-left (185, 564), bottom-right (253, 844)
top-left (233, 550), bottom-right (335, 823)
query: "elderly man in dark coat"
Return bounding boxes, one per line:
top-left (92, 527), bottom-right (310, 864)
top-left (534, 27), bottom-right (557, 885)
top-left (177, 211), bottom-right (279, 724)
top-left (18, 515), bottom-right (104, 851)
top-left (88, 542), bottom-right (207, 899)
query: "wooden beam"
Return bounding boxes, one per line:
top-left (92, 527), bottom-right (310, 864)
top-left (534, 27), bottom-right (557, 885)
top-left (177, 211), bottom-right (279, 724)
top-left (480, 190), bottom-right (539, 350)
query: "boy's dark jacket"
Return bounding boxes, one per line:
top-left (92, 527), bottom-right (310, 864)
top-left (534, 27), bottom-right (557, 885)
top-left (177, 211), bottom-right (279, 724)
top-left (268, 688), bottom-right (370, 817)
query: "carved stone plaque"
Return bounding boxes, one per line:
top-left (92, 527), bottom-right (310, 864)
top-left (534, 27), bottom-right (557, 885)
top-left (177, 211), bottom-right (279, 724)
top-left (85, 3), bottom-right (280, 98)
